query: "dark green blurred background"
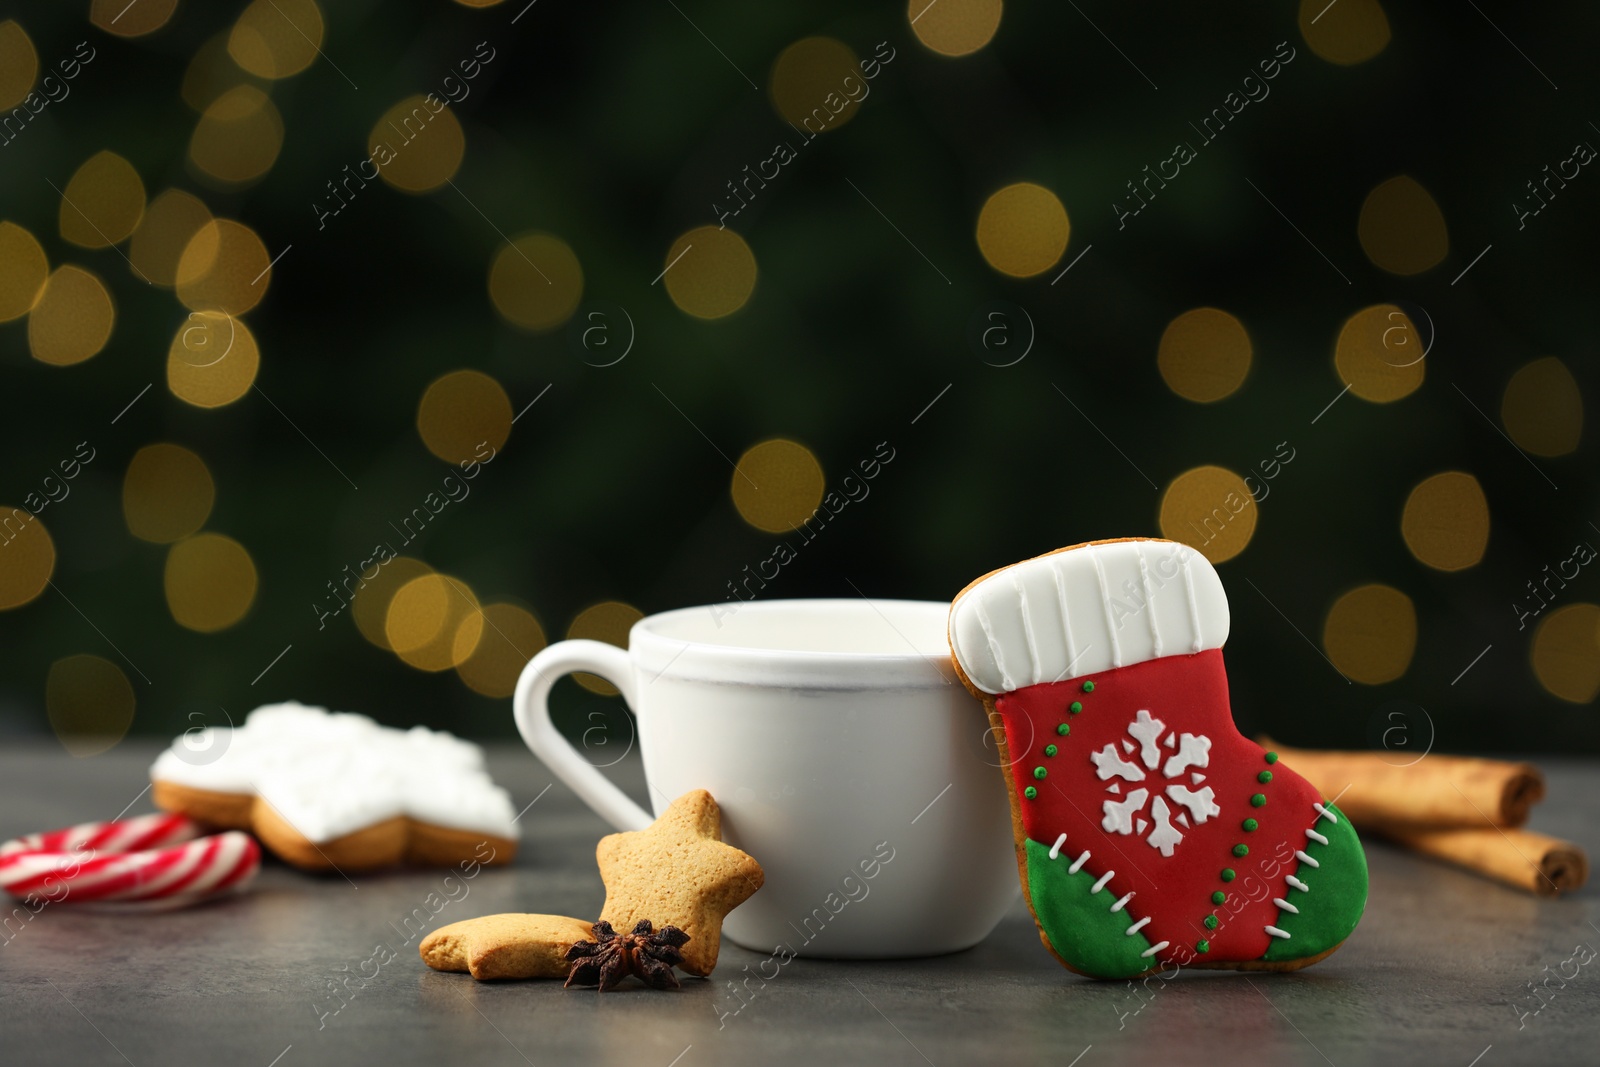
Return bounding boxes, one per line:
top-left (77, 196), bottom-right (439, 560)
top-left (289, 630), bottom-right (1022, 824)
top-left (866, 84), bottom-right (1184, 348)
top-left (1, 0), bottom-right (1596, 755)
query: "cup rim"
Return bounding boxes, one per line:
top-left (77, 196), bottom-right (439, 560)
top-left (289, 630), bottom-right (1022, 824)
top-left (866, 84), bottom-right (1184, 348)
top-left (628, 598), bottom-right (958, 690)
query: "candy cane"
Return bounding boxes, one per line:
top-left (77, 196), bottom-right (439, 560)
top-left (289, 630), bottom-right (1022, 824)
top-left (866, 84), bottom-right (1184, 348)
top-left (0, 813), bottom-right (259, 909)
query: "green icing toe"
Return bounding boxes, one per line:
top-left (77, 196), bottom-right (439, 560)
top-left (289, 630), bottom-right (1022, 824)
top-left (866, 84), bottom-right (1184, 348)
top-left (1263, 802), bottom-right (1368, 963)
top-left (1024, 838), bottom-right (1155, 979)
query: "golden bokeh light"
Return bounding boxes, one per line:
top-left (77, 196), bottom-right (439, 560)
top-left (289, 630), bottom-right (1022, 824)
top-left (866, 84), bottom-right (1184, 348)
top-left (130, 189), bottom-right (214, 288)
top-left (369, 96), bottom-right (466, 193)
top-left (90, 0), bottom-right (178, 37)
top-left (28, 266), bottom-right (114, 366)
top-left (59, 151), bottom-right (146, 249)
top-left (229, 0), bottom-right (325, 79)
top-left (416, 370), bottom-right (513, 464)
top-left (909, 0), bottom-right (1003, 57)
top-left (663, 226), bottom-right (757, 319)
top-left (1157, 307), bottom-right (1252, 403)
top-left (1531, 603), bottom-right (1600, 704)
top-left (164, 533), bottom-right (259, 633)
top-left (566, 601), bottom-right (643, 695)
top-left (183, 32), bottom-right (262, 112)
top-left (0, 20), bottom-right (39, 111)
top-left (456, 603), bottom-right (547, 698)
top-left (1323, 583), bottom-right (1416, 685)
top-left (1358, 175), bottom-right (1449, 276)
top-left (189, 86), bottom-right (285, 186)
top-left (769, 37), bottom-right (863, 133)
top-left (0, 507), bottom-right (54, 610)
top-left (731, 439), bottom-right (826, 534)
top-left (1157, 465), bottom-right (1257, 564)
top-left (1299, 0), bottom-right (1390, 66)
top-left (167, 310), bottom-right (260, 408)
top-left (488, 233), bottom-right (583, 332)
top-left (1401, 472), bottom-right (1489, 572)
top-left (352, 556), bottom-right (434, 650)
top-left (976, 182), bottom-right (1070, 278)
top-left (1502, 357), bottom-right (1583, 457)
top-left (453, 0), bottom-right (507, 7)
top-left (176, 219), bottom-right (273, 315)
top-left (123, 444), bottom-right (216, 544)
top-left (0, 221), bottom-right (48, 322)
top-left (46, 654), bottom-right (135, 758)
top-left (1334, 303), bottom-right (1425, 402)
top-left (385, 573), bottom-right (484, 672)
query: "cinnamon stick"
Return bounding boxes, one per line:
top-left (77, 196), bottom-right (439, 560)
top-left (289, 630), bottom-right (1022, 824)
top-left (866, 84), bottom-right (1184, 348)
top-left (1382, 826), bottom-right (1588, 896)
top-left (1261, 737), bottom-right (1545, 829)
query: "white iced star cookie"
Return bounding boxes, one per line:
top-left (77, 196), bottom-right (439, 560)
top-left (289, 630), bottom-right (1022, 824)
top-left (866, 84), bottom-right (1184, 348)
top-left (150, 702), bottom-right (519, 872)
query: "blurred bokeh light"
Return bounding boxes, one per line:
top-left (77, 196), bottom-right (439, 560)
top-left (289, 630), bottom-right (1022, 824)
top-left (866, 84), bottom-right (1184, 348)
top-left (46, 653), bottom-right (135, 757)
top-left (1323, 584), bottom-right (1417, 685)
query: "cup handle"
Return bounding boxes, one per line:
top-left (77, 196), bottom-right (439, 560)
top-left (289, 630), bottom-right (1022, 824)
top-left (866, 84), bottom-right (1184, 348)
top-left (513, 639), bottom-right (654, 832)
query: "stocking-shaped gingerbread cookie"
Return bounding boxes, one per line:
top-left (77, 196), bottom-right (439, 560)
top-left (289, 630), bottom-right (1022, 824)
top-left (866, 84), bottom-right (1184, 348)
top-left (949, 537), bottom-right (1367, 979)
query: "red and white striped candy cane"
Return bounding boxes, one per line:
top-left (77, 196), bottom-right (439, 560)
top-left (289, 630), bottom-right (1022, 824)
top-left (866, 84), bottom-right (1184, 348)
top-left (0, 812), bottom-right (259, 909)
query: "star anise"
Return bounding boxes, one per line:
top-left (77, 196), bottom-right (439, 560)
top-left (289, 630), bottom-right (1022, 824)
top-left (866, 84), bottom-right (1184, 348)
top-left (564, 920), bottom-right (691, 992)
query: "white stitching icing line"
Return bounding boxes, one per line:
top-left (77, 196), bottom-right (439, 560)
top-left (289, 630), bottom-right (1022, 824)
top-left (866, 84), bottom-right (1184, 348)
top-left (1313, 802), bottom-right (1338, 824)
top-left (1109, 891), bottom-right (1134, 914)
top-left (1306, 828), bottom-right (1329, 846)
top-left (1179, 547), bottom-right (1203, 653)
top-left (1140, 940), bottom-right (1169, 958)
top-left (1049, 833), bottom-right (1067, 860)
top-left (974, 597), bottom-right (1016, 692)
top-left (1294, 849), bottom-right (1320, 868)
top-left (1090, 869), bottom-right (1115, 894)
top-left (1286, 875), bottom-right (1310, 892)
top-left (1136, 543), bottom-right (1162, 657)
top-left (1090, 550), bottom-right (1122, 668)
top-left (1272, 897), bottom-right (1299, 914)
top-left (1264, 926), bottom-right (1291, 940)
top-left (1068, 850), bottom-right (1091, 874)
top-left (1125, 916), bottom-right (1151, 935)
top-left (1013, 571), bottom-right (1041, 687)
top-left (1050, 557), bottom-right (1079, 671)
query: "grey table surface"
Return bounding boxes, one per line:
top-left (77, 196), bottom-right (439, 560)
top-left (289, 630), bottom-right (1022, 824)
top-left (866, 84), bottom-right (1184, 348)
top-left (2, 741), bottom-right (1598, 1067)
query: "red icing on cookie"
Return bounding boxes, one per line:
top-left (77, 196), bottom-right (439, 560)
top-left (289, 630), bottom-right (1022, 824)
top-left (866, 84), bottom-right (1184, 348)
top-left (996, 649), bottom-right (1321, 964)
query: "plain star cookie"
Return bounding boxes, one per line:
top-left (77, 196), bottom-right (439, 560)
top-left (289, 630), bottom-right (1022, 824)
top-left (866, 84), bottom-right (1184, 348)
top-left (596, 790), bottom-right (764, 977)
top-left (150, 702), bottom-right (518, 872)
top-left (948, 538), bottom-right (1367, 979)
top-left (420, 914), bottom-right (596, 980)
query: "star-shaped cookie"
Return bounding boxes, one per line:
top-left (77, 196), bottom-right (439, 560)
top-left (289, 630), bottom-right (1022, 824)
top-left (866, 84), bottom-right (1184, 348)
top-left (597, 790), bottom-right (764, 976)
top-left (420, 914), bottom-right (596, 980)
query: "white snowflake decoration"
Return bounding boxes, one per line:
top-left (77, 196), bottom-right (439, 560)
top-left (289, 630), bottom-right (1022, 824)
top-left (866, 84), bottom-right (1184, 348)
top-left (1093, 709), bottom-right (1217, 857)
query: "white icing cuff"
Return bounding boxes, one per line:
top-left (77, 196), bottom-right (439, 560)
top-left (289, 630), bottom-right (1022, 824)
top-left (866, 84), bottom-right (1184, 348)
top-left (150, 702), bottom-right (519, 843)
top-left (949, 539), bottom-right (1230, 694)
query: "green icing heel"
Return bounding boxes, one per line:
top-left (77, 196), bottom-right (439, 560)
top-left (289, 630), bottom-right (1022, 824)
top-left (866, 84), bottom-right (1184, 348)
top-left (1024, 838), bottom-right (1156, 979)
top-left (1263, 802), bottom-right (1368, 963)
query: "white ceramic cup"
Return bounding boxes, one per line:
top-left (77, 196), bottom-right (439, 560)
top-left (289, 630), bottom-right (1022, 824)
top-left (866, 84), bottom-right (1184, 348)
top-left (512, 598), bottom-right (1017, 958)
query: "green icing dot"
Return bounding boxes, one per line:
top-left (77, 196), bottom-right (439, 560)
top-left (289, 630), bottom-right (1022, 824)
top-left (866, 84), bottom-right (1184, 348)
top-left (1196, 940), bottom-right (1210, 953)
top-left (1024, 786), bottom-right (1037, 799)
top-left (1081, 681), bottom-right (1095, 693)
top-left (1033, 766), bottom-right (1048, 780)
top-left (1057, 723), bottom-right (1070, 735)
top-left (1265, 751), bottom-right (1279, 764)
top-left (1232, 844), bottom-right (1249, 857)
top-left (1258, 771), bottom-right (1273, 784)
top-left (1044, 744), bottom-right (1058, 757)
top-left (1204, 915), bottom-right (1219, 929)
top-left (1242, 819), bottom-right (1259, 832)
top-left (1221, 868), bottom-right (1236, 882)
top-left (1250, 793), bottom-right (1266, 807)
top-left (1069, 701), bottom-right (1083, 714)
top-left (1210, 891), bottom-right (1226, 905)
